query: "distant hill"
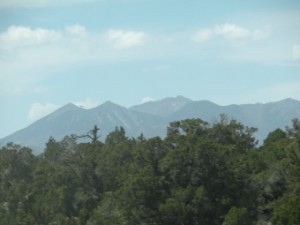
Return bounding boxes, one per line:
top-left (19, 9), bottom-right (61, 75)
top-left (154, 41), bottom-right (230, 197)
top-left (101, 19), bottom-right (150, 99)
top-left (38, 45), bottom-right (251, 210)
top-left (1, 96), bottom-right (300, 154)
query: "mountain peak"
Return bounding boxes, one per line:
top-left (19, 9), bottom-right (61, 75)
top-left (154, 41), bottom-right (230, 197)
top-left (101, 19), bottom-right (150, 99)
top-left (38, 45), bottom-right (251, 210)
top-left (102, 100), bottom-right (116, 105)
top-left (35, 103), bottom-right (84, 124)
top-left (48, 103), bottom-right (81, 116)
top-left (279, 98), bottom-right (299, 103)
top-left (159, 95), bottom-right (192, 103)
top-left (175, 95), bottom-right (192, 101)
top-left (93, 101), bottom-right (125, 112)
top-left (63, 102), bottom-right (79, 109)
top-left (130, 95), bottom-right (192, 117)
top-left (101, 101), bottom-right (121, 107)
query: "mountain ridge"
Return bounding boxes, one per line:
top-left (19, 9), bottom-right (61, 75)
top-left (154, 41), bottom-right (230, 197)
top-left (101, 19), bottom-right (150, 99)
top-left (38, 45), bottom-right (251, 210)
top-left (1, 97), bottom-right (300, 154)
top-left (130, 95), bottom-right (192, 117)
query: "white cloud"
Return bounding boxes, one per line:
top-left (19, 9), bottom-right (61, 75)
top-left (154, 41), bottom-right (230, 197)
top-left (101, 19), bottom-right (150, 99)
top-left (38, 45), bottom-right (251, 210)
top-left (215, 23), bottom-right (251, 39)
top-left (191, 29), bottom-right (213, 42)
top-left (0, 84), bottom-right (24, 95)
top-left (27, 103), bottom-right (60, 122)
top-left (141, 96), bottom-right (155, 104)
top-left (0, 21), bottom-right (294, 79)
top-left (72, 98), bottom-right (99, 109)
top-left (66, 24), bottom-right (87, 37)
top-left (252, 28), bottom-right (269, 40)
top-left (0, 26), bottom-right (61, 49)
top-left (0, 25), bottom-right (151, 71)
top-left (0, 24), bottom-right (91, 51)
top-left (292, 44), bottom-right (300, 61)
top-left (105, 29), bottom-right (149, 49)
top-left (0, 26), bottom-right (154, 99)
top-left (0, 24), bottom-right (149, 65)
top-left (192, 23), bottom-right (269, 43)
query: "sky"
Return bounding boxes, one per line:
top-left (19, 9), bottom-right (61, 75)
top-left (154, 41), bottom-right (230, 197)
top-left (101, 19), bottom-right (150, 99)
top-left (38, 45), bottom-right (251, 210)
top-left (0, 0), bottom-right (300, 138)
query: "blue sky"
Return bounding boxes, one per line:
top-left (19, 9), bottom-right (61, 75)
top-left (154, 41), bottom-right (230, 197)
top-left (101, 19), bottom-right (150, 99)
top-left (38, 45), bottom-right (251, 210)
top-left (0, 0), bottom-right (300, 138)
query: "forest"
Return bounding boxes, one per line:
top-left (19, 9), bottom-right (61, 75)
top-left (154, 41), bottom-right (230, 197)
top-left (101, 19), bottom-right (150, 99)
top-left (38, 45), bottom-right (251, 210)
top-left (0, 115), bottom-right (299, 225)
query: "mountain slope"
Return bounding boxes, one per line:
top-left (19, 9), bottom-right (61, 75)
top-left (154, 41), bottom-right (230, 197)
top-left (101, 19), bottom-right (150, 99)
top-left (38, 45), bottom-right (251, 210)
top-left (0, 103), bottom-right (89, 151)
top-left (88, 101), bottom-right (167, 138)
top-left (0, 101), bottom-right (166, 153)
top-left (1, 97), bottom-right (299, 154)
top-left (169, 98), bottom-right (300, 142)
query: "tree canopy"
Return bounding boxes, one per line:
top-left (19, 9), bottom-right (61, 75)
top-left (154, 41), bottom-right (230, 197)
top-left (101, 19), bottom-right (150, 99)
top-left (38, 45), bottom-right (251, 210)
top-left (0, 116), bottom-right (299, 225)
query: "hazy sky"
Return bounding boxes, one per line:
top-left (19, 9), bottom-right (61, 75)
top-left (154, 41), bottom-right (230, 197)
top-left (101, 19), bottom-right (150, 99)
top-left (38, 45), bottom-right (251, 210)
top-left (0, 0), bottom-right (300, 138)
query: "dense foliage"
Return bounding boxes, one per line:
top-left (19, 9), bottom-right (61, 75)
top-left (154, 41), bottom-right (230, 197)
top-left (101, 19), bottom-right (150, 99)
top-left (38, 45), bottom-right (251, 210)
top-left (0, 116), bottom-right (299, 225)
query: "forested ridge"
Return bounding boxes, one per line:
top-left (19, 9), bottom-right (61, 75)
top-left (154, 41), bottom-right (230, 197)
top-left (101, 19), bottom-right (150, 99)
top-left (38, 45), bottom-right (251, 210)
top-left (0, 116), bottom-right (299, 225)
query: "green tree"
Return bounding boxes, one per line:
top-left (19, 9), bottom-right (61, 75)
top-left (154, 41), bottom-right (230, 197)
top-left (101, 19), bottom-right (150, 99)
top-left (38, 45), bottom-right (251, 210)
top-left (271, 195), bottom-right (300, 225)
top-left (223, 207), bottom-right (251, 225)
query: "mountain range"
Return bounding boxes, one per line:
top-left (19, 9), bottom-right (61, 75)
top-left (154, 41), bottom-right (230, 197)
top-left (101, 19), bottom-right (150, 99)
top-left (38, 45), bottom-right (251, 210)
top-left (1, 96), bottom-right (300, 154)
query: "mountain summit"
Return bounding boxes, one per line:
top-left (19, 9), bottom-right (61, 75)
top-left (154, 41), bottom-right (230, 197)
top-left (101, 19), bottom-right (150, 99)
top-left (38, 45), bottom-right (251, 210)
top-left (1, 97), bottom-right (300, 154)
top-left (131, 95), bottom-right (192, 117)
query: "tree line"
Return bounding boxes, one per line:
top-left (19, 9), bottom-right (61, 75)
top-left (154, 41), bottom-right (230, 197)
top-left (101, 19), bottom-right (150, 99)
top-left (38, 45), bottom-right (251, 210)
top-left (0, 115), bottom-right (299, 225)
